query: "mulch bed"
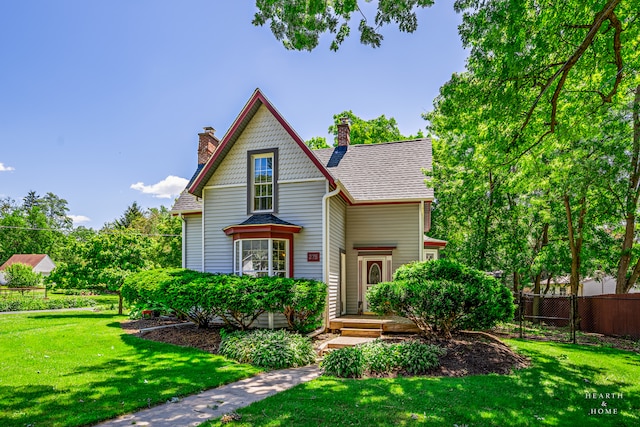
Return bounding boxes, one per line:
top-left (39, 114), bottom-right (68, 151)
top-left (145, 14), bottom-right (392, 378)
top-left (120, 318), bottom-right (530, 377)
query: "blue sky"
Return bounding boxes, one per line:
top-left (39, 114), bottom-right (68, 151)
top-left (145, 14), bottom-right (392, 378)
top-left (0, 1), bottom-right (467, 229)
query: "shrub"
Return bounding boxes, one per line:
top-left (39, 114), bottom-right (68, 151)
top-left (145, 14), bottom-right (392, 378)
top-left (0, 297), bottom-right (96, 312)
top-left (361, 339), bottom-right (400, 374)
top-left (122, 269), bottom-right (327, 331)
top-left (321, 346), bottom-right (365, 378)
top-left (367, 259), bottom-right (514, 338)
top-left (219, 329), bottom-right (316, 369)
top-left (4, 263), bottom-right (42, 288)
top-left (321, 340), bottom-right (446, 377)
top-left (282, 279), bottom-right (327, 333)
top-left (396, 341), bottom-right (446, 375)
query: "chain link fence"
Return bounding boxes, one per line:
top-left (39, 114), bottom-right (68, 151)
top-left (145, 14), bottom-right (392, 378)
top-left (501, 292), bottom-right (640, 343)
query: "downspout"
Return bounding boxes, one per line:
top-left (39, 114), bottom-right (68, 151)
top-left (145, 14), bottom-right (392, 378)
top-left (322, 182), bottom-right (341, 330)
top-left (419, 201), bottom-right (425, 261)
top-left (179, 213), bottom-right (186, 269)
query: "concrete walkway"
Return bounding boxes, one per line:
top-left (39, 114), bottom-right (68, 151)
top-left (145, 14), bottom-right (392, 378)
top-left (95, 365), bottom-right (322, 427)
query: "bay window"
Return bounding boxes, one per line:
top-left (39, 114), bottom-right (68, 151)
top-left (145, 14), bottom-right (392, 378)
top-left (234, 238), bottom-right (288, 277)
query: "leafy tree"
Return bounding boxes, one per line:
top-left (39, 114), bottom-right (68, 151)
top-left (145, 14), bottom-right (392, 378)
top-left (306, 136), bottom-right (330, 150)
top-left (0, 195), bottom-right (70, 264)
top-left (4, 263), bottom-right (42, 288)
top-left (307, 110), bottom-right (424, 149)
top-left (111, 201), bottom-right (144, 229)
top-left (48, 231), bottom-right (152, 314)
top-left (253, 0), bottom-right (434, 51)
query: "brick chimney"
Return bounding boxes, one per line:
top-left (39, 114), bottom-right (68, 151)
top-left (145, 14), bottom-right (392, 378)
top-left (198, 127), bottom-right (219, 165)
top-left (337, 117), bottom-right (350, 147)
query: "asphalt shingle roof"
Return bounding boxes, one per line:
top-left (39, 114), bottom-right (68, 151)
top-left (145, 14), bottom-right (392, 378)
top-left (313, 139), bottom-right (433, 202)
top-left (237, 214), bottom-right (300, 227)
top-left (171, 191), bottom-right (202, 213)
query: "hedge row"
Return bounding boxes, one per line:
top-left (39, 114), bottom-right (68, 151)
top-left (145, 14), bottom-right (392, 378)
top-left (367, 259), bottom-right (514, 338)
top-left (0, 297), bottom-right (96, 312)
top-left (121, 268), bottom-right (326, 332)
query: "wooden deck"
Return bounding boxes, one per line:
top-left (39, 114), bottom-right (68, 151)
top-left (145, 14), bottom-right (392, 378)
top-left (329, 315), bottom-right (420, 334)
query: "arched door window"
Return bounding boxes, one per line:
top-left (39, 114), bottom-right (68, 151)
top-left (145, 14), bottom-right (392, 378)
top-left (368, 263), bottom-right (381, 285)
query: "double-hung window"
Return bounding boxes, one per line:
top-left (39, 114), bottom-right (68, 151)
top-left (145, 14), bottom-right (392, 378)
top-left (248, 149), bottom-right (278, 213)
top-left (234, 239), bottom-right (288, 277)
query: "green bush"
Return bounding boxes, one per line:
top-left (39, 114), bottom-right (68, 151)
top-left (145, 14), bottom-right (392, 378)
top-left (0, 297), bottom-right (96, 312)
top-left (321, 345), bottom-right (365, 378)
top-left (367, 259), bottom-right (514, 338)
top-left (397, 341), bottom-right (446, 375)
top-left (4, 263), bottom-right (42, 288)
top-left (218, 329), bottom-right (316, 369)
top-left (282, 279), bottom-right (327, 333)
top-left (122, 269), bottom-right (326, 331)
top-left (361, 339), bottom-right (400, 374)
top-left (321, 340), bottom-right (445, 378)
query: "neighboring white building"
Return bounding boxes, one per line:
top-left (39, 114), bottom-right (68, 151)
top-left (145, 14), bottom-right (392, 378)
top-left (0, 254), bottom-right (56, 284)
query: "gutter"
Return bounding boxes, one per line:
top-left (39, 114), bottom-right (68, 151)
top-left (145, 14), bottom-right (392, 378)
top-left (322, 181), bottom-right (342, 331)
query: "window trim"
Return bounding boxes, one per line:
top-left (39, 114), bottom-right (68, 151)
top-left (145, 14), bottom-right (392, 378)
top-left (233, 237), bottom-right (291, 277)
top-left (247, 148), bottom-right (278, 214)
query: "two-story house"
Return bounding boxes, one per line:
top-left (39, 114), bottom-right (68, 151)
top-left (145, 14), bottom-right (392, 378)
top-left (171, 89), bottom-right (445, 329)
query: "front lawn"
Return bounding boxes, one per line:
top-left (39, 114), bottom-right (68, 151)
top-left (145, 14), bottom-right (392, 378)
top-left (0, 310), bottom-right (261, 427)
top-left (204, 339), bottom-right (640, 426)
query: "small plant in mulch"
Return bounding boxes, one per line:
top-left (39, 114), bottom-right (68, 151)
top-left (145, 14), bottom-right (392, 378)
top-left (219, 329), bottom-right (316, 369)
top-left (321, 340), bottom-right (446, 378)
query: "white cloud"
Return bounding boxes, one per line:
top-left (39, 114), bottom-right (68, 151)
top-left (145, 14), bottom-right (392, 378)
top-left (130, 175), bottom-right (188, 199)
top-left (0, 162), bottom-right (15, 172)
top-left (69, 215), bottom-right (91, 224)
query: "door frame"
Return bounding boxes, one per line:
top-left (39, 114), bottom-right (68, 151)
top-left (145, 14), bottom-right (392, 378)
top-left (358, 254), bottom-right (392, 313)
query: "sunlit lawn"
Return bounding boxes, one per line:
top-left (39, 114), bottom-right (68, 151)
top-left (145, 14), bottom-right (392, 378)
top-left (205, 340), bottom-right (640, 427)
top-left (0, 310), bottom-right (261, 427)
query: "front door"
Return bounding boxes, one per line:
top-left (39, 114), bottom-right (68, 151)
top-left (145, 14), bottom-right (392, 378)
top-left (360, 256), bottom-right (389, 313)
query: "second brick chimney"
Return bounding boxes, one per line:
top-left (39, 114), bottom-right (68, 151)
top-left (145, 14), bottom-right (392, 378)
top-left (337, 117), bottom-right (351, 147)
top-left (198, 127), bottom-right (219, 165)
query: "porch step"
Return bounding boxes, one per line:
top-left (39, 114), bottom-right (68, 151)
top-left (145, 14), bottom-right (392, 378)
top-left (341, 321), bottom-right (383, 329)
top-left (341, 327), bottom-right (382, 338)
top-left (326, 336), bottom-right (375, 349)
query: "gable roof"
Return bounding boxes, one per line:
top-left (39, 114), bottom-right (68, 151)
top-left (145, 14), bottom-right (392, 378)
top-left (188, 88), bottom-right (335, 198)
top-left (0, 254), bottom-right (51, 271)
top-left (313, 139), bottom-right (433, 202)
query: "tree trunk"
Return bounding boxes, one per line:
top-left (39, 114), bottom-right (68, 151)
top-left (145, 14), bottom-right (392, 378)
top-left (616, 85), bottom-right (640, 293)
top-left (118, 291), bottom-right (123, 315)
top-left (564, 194), bottom-right (586, 295)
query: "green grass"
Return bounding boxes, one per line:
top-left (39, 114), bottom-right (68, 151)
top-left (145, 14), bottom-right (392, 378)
top-left (0, 310), bottom-right (261, 427)
top-left (204, 340), bottom-right (640, 427)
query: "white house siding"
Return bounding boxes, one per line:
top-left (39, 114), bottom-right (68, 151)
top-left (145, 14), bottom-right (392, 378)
top-left (184, 215), bottom-right (203, 271)
top-left (253, 312), bottom-right (289, 329)
top-left (345, 203), bottom-right (421, 314)
top-left (328, 196), bottom-right (346, 319)
top-left (208, 105), bottom-right (325, 187)
top-left (279, 181), bottom-right (325, 280)
top-left (201, 182), bottom-right (326, 277)
top-left (203, 186), bottom-right (246, 273)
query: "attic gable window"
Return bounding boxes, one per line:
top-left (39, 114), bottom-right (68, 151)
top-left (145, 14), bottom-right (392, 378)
top-left (248, 149), bottom-right (278, 213)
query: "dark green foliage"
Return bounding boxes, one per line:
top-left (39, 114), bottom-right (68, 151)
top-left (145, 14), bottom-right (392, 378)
top-left (321, 345), bottom-right (365, 378)
top-left (322, 340), bottom-right (445, 378)
top-left (253, 0), bottom-right (434, 51)
top-left (3, 263), bottom-right (42, 288)
top-left (122, 269), bottom-right (326, 331)
top-left (397, 340), bottom-right (445, 375)
top-left (282, 278), bottom-right (327, 333)
top-left (367, 259), bottom-right (514, 338)
top-left (218, 329), bottom-right (316, 369)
